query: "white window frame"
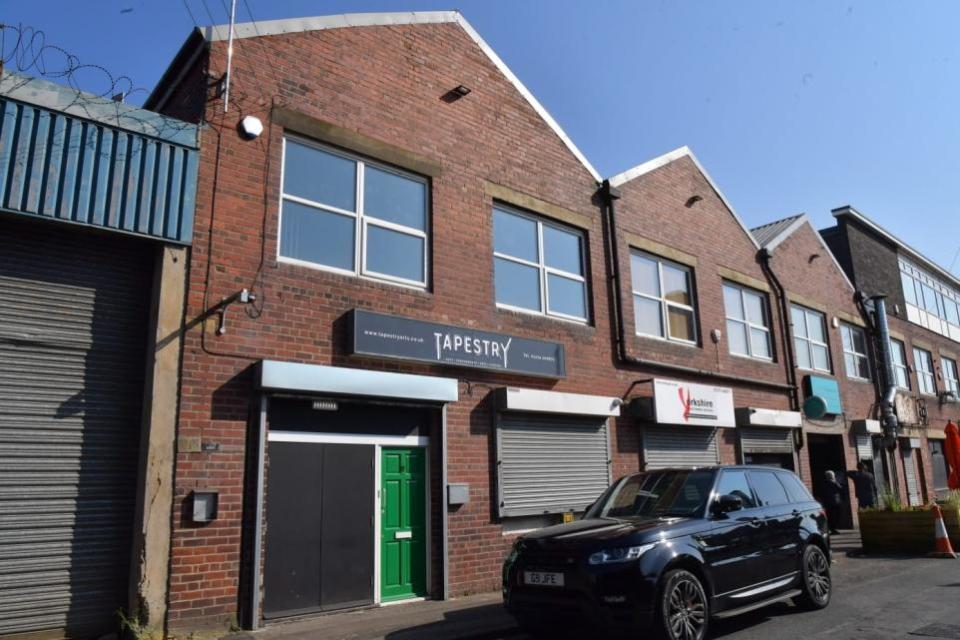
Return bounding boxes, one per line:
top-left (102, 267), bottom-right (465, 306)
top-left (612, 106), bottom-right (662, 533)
top-left (890, 338), bottom-right (911, 390)
top-left (277, 135), bottom-right (430, 289)
top-left (913, 346), bottom-right (937, 396)
top-left (631, 251), bottom-right (698, 345)
top-left (791, 304), bottom-right (831, 373)
top-left (942, 356), bottom-right (960, 397)
top-left (492, 205), bottom-right (589, 324)
top-left (722, 282), bottom-right (772, 361)
top-left (840, 323), bottom-right (871, 381)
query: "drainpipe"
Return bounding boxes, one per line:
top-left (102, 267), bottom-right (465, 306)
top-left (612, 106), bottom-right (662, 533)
top-left (869, 295), bottom-right (900, 444)
top-left (599, 181), bottom-right (794, 392)
top-left (758, 248), bottom-right (801, 411)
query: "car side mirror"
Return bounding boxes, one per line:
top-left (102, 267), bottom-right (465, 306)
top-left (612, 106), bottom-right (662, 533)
top-left (712, 494), bottom-right (744, 517)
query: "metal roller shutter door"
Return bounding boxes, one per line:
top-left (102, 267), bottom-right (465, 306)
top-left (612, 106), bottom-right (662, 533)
top-left (739, 428), bottom-right (794, 455)
top-left (499, 414), bottom-right (610, 517)
top-left (0, 221), bottom-right (152, 638)
top-left (643, 427), bottom-right (719, 470)
top-left (855, 435), bottom-right (873, 461)
top-left (902, 447), bottom-right (922, 507)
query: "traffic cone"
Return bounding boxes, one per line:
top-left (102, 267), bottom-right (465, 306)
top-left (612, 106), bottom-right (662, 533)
top-left (929, 504), bottom-right (958, 559)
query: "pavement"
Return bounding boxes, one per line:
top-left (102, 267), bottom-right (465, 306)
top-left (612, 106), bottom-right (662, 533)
top-left (230, 532), bottom-right (960, 640)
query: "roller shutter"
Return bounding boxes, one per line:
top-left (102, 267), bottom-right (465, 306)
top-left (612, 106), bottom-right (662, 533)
top-left (739, 428), bottom-right (794, 455)
top-left (643, 427), bottom-right (719, 470)
top-left (498, 414), bottom-right (610, 517)
top-left (0, 221), bottom-right (153, 638)
top-left (855, 435), bottom-right (873, 461)
top-left (902, 446), bottom-right (922, 507)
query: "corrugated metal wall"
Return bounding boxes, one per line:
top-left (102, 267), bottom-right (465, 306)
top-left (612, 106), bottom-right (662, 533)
top-left (0, 95), bottom-right (198, 244)
top-left (498, 414), bottom-right (610, 518)
top-left (0, 219), bottom-right (153, 637)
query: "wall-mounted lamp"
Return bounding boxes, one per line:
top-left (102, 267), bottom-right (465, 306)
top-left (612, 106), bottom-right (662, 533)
top-left (441, 84), bottom-right (472, 103)
top-left (238, 115), bottom-right (264, 140)
top-left (216, 288), bottom-right (256, 335)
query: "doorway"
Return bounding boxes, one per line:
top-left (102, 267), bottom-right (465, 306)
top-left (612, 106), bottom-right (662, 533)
top-left (806, 434), bottom-right (853, 529)
top-left (380, 447), bottom-right (428, 602)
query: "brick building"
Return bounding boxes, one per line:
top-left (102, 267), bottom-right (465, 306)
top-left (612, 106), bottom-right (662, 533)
top-left (138, 10), bottom-right (872, 634)
top-left (822, 207), bottom-right (960, 506)
top-left (751, 215), bottom-right (881, 527)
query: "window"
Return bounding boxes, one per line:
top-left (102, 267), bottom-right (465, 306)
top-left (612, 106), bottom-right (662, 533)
top-left (279, 137), bottom-right (428, 287)
top-left (899, 257), bottom-right (960, 335)
top-left (631, 251), bottom-right (697, 343)
top-left (890, 339), bottom-right (910, 390)
top-left (840, 323), bottom-right (870, 380)
top-left (777, 472), bottom-right (814, 503)
top-left (942, 356), bottom-right (959, 397)
top-left (492, 206), bottom-right (588, 322)
top-left (748, 471), bottom-right (789, 507)
top-left (714, 470), bottom-right (757, 509)
top-left (594, 470), bottom-right (715, 519)
top-left (723, 283), bottom-right (772, 360)
top-left (913, 347), bottom-right (936, 395)
top-left (791, 305), bottom-right (830, 372)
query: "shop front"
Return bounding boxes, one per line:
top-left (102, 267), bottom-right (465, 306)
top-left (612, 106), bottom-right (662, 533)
top-left (630, 379), bottom-right (736, 469)
top-left (735, 407), bottom-right (803, 470)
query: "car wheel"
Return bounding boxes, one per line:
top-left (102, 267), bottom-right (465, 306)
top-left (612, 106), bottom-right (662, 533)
top-left (795, 544), bottom-right (831, 610)
top-left (657, 569), bottom-right (709, 640)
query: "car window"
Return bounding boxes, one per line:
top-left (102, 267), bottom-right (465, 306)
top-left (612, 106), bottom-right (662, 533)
top-left (599, 469), bottom-right (715, 518)
top-left (714, 470), bottom-right (757, 509)
top-left (777, 471), bottom-right (814, 503)
top-left (749, 471), bottom-right (790, 507)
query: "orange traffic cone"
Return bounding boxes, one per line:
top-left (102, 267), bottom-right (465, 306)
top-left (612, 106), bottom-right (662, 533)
top-left (929, 504), bottom-right (958, 559)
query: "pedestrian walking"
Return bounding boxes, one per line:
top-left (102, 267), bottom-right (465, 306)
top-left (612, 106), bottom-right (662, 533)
top-left (846, 462), bottom-right (877, 509)
top-left (821, 470), bottom-right (844, 534)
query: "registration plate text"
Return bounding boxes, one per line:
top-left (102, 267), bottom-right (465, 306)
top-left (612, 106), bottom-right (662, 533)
top-left (523, 571), bottom-right (564, 587)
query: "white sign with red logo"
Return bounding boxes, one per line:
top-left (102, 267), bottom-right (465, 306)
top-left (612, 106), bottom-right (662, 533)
top-left (653, 379), bottom-right (736, 428)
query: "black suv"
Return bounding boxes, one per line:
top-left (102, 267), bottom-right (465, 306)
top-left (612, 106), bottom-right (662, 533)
top-left (503, 466), bottom-right (831, 640)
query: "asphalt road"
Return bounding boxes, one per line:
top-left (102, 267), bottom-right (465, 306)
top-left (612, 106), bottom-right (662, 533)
top-left (499, 553), bottom-right (960, 640)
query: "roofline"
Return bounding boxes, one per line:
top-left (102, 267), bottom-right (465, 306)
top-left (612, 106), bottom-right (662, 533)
top-left (833, 205), bottom-right (960, 290)
top-left (757, 214), bottom-right (856, 293)
top-left (607, 146), bottom-right (760, 250)
top-left (152, 10), bottom-right (601, 182)
top-left (144, 28), bottom-right (206, 111)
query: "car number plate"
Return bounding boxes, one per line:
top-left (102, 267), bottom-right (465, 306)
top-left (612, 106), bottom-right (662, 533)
top-left (523, 571), bottom-right (564, 587)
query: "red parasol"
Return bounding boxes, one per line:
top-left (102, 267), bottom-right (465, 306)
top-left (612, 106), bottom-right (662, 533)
top-left (945, 421), bottom-right (960, 491)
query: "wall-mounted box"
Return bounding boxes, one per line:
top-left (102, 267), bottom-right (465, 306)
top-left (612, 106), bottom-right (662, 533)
top-left (448, 483), bottom-right (470, 506)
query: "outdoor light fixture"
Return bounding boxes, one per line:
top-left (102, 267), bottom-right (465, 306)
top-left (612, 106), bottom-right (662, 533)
top-left (685, 195), bottom-right (703, 208)
top-left (190, 490), bottom-right (219, 523)
top-left (238, 115), bottom-right (264, 140)
top-left (442, 85), bottom-right (472, 103)
top-left (453, 84), bottom-right (471, 96)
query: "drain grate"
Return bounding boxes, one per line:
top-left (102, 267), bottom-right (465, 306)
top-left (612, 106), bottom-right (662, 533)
top-left (911, 624), bottom-right (960, 639)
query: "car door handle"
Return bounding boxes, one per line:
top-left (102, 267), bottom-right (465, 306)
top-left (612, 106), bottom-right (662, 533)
top-left (747, 518), bottom-right (764, 528)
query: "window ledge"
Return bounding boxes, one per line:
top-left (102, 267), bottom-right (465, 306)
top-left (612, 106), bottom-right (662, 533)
top-left (275, 257), bottom-right (433, 297)
top-left (495, 305), bottom-right (594, 331)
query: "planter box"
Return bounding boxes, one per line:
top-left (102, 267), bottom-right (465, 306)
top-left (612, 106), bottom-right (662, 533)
top-left (859, 508), bottom-right (960, 554)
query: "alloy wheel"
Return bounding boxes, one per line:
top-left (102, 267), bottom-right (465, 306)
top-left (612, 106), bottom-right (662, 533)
top-left (667, 576), bottom-right (707, 640)
top-left (805, 547), bottom-right (831, 603)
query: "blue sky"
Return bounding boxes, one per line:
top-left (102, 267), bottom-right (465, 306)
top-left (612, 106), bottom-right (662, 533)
top-left (4, 0), bottom-right (959, 273)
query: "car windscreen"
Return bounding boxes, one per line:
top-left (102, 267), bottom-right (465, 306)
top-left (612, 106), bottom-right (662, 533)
top-left (589, 469), bottom-right (716, 519)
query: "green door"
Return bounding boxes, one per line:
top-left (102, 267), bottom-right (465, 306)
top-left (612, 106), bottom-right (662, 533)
top-left (381, 447), bottom-right (427, 602)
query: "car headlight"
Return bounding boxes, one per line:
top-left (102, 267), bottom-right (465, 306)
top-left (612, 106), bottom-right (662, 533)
top-left (588, 542), bottom-right (657, 565)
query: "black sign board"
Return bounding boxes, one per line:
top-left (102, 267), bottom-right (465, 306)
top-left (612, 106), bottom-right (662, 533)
top-left (349, 309), bottom-right (566, 378)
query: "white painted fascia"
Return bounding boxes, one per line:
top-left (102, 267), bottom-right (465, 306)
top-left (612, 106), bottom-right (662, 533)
top-left (833, 205), bottom-right (960, 291)
top-left (498, 387), bottom-right (622, 417)
top-left (608, 146), bottom-right (760, 250)
top-left (202, 11), bottom-right (602, 182)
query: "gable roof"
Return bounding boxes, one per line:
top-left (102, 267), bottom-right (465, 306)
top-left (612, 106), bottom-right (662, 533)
top-left (607, 146), bottom-right (760, 250)
top-left (833, 205), bottom-right (960, 292)
top-left (751, 214), bottom-right (855, 292)
top-left (148, 11), bottom-right (601, 182)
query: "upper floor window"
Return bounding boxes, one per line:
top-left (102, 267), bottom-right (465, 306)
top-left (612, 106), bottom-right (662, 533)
top-left (492, 206), bottom-right (588, 322)
top-left (913, 347), bottom-right (936, 395)
top-left (891, 339), bottom-right (911, 390)
top-left (279, 137), bottom-right (429, 287)
top-left (722, 283), bottom-right (772, 360)
top-left (840, 323), bottom-right (870, 380)
top-left (899, 257), bottom-right (960, 338)
top-left (942, 356), bottom-right (959, 397)
top-left (791, 305), bottom-right (830, 372)
top-left (631, 251), bottom-right (697, 344)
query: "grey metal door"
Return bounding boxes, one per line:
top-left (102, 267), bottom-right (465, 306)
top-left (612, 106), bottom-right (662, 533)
top-left (902, 446), bottom-right (922, 507)
top-left (643, 427), bottom-right (719, 469)
top-left (498, 414), bottom-right (610, 517)
top-left (0, 221), bottom-right (152, 637)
